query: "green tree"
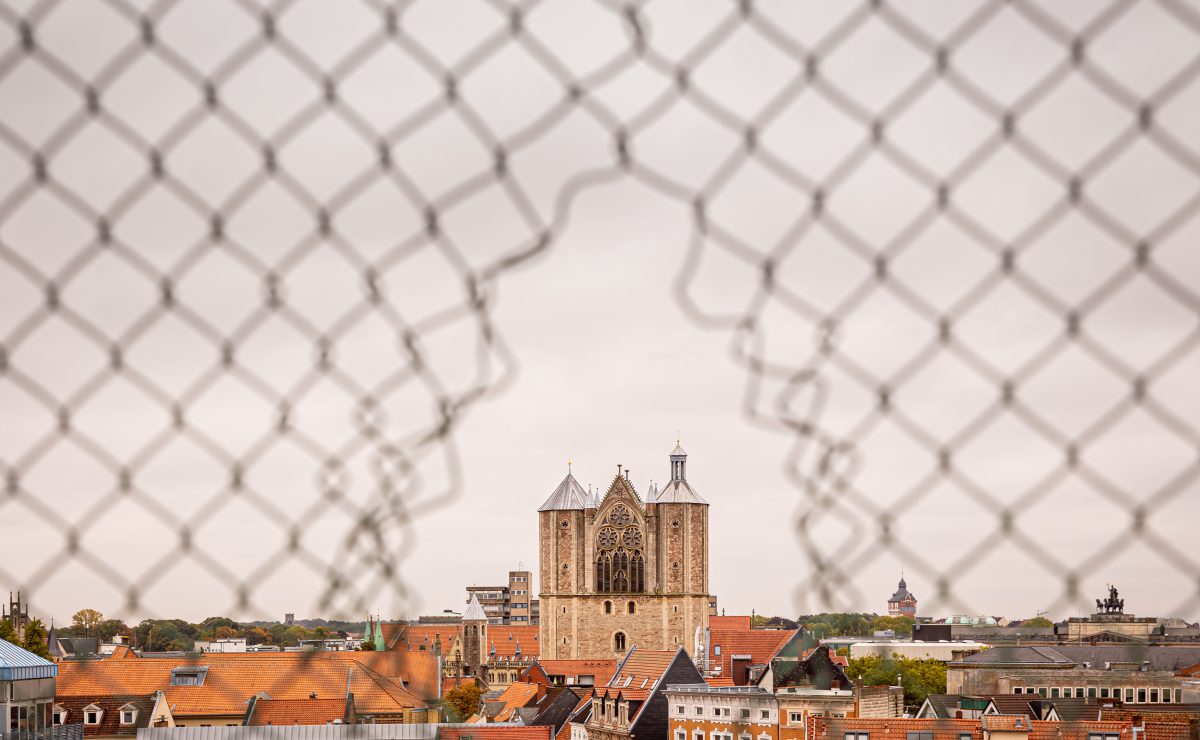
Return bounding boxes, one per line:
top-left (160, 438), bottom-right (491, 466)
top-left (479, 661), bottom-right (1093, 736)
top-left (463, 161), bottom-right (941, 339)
top-left (871, 615), bottom-right (915, 637)
top-left (281, 626), bottom-right (309, 647)
top-left (21, 618), bottom-right (51, 659)
top-left (360, 639), bottom-right (377, 651)
top-left (96, 619), bottom-right (132, 643)
top-left (146, 621), bottom-right (192, 651)
top-left (846, 655), bottom-right (946, 710)
top-left (0, 619), bottom-right (18, 644)
top-left (245, 627), bottom-right (272, 646)
top-left (445, 683), bottom-right (483, 720)
top-left (213, 626), bottom-right (241, 640)
top-left (1022, 617), bottom-right (1053, 628)
top-left (71, 609), bottom-right (105, 637)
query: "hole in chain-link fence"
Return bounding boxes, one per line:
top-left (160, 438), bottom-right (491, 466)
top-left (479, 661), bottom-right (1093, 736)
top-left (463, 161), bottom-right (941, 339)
top-left (1, 0), bottom-right (1199, 640)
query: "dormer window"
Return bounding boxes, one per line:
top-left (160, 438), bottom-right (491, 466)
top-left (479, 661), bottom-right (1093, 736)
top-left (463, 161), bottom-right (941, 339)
top-left (119, 704), bottom-right (139, 725)
top-left (170, 667), bottom-right (208, 686)
top-left (83, 705), bottom-right (103, 725)
top-left (53, 706), bottom-right (67, 725)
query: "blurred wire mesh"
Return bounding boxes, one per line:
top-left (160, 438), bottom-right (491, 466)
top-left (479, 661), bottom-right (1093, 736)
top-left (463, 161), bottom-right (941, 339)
top-left (0, 0), bottom-right (1199, 625)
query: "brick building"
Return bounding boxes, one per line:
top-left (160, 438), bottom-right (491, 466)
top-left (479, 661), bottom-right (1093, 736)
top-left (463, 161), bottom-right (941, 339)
top-left (887, 576), bottom-right (917, 618)
top-left (539, 443), bottom-right (711, 660)
top-left (664, 684), bottom-right (779, 740)
top-left (586, 646), bottom-right (706, 740)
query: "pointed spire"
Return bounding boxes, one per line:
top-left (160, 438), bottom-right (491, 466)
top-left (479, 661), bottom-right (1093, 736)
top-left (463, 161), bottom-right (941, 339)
top-left (463, 594), bottom-right (487, 622)
top-left (538, 468), bottom-right (591, 511)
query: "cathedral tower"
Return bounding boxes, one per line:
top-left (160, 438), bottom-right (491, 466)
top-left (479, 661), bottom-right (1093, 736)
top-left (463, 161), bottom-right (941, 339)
top-left (461, 593), bottom-right (488, 677)
top-left (538, 443), bottom-right (710, 660)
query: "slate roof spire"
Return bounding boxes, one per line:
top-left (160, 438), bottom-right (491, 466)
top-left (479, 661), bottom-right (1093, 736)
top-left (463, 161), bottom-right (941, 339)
top-left (537, 465), bottom-right (591, 511)
top-left (463, 594), bottom-right (488, 622)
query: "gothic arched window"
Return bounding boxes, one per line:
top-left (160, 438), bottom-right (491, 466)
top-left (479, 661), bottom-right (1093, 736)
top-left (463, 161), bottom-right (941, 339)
top-left (595, 507), bottom-right (645, 594)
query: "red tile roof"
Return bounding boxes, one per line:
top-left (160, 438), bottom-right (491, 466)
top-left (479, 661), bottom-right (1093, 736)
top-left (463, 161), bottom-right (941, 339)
top-left (386, 624), bottom-right (459, 654)
top-left (707, 623), bottom-right (796, 680)
top-left (57, 652), bottom-right (425, 718)
top-left (489, 627), bottom-right (541, 660)
top-left (491, 682), bottom-right (542, 722)
top-left (530, 660), bottom-right (617, 687)
top-left (326, 649), bottom-right (442, 701)
top-left (709, 616), bottom-right (753, 630)
top-left (440, 727), bottom-right (553, 740)
top-left (247, 698), bottom-right (346, 726)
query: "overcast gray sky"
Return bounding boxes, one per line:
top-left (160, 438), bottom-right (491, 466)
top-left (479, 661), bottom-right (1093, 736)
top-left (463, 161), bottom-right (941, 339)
top-left (1, 0), bottom-right (1198, 627)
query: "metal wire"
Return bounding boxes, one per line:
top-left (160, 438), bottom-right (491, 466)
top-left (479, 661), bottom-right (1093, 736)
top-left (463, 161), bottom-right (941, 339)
top-left (1, 0), bottom-right (1198, 633)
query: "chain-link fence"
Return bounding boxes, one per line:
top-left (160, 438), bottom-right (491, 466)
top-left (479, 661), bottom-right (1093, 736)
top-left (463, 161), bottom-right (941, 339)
top-left (1, 0), bottom-right (1199, 632)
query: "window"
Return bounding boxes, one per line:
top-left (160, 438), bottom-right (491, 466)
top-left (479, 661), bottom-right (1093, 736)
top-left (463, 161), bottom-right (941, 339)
top-left (1088, 687), bottom-right (1097, 698)
top-left (906, 732), bottom-right (933, 740)
top-left (761, 710), bottom-right (770, 720)
top-left (1075, 688), bottom-right (1084, 698)
top-left (741, 733), bottom-right (752, 740)
top-left (605, 601), bottom-right (613, 614)
top-left (120, 710), bottom-right (137, 725)
top-left (614, 632), bottom-right (626, 652)
top-left (1100, 688), bottom-right (1110, 698)
top-left (960, 735), bottom-right (972, 740)
top-left (1125, 688), bottom-right (1135, 702)
top-left (694, 732), bottom-right (704, 740)
top-left (1088, 734), bottom-right (1120, 740)
top-left (1013, 688), bottom-right (1023, 694)
top-left (170, 668), bottom-right (208, 686)
top-left (53, 708), bottom-right (66, 726)
top-left (1164, 690), bottom-right (1173, 704)
top-left (696, 707), bottom-right (704, 716)
top-left (1051, 688), bottom-right (1060, 698)
top-left (741, 708), bottom-right (751, 719)
top-left (677, 706), bottom-right (685, 715)
top-left (678, 733), bottom-right (687, 740)
top-left (1038, 688), bottom-right (1047, 697)
top-left (628, 601), bottom-right (636, 615)
top-left (1138, 688), bottom-right (1147, 703)
top-left (84, 709), bottom-right (102, 726)
top-left (1175, 689), bottom-right (1183, 703)
top-left (1149, 689), bottom-right (1159, 703)
top-left (790, 712), bottom-right (803, 724)
top-left (714, 645), bottom-right (722, 656)
top-left (845, 733), bottom-right (869, 740)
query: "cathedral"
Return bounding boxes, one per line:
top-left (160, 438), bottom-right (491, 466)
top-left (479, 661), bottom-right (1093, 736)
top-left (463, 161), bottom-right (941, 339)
top-left (538, 442), bottom-right (710, 660)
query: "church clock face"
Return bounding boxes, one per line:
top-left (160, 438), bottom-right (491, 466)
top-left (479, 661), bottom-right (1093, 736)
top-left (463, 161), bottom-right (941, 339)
top-left (598, 526), bottom-right (618, 550)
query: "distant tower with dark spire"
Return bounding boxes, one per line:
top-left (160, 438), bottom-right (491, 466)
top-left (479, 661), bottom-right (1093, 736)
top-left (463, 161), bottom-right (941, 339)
top-left (888, 573), bottom-right (918, 617)
top-left (461, 593), bottom-right (488, 677)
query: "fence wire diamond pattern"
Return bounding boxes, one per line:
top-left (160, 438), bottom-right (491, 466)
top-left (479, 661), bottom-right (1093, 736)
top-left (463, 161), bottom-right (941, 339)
top-left (0, 0), bottom-right (1199, 624)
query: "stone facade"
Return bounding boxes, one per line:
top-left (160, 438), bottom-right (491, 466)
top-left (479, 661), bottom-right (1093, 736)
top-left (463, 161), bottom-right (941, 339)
top-left (539, 445), bottom-right (711, 661)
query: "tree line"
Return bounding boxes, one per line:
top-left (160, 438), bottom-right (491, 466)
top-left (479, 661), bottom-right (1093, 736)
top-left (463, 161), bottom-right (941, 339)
top-left (30, 609), bottom-right (362, 652)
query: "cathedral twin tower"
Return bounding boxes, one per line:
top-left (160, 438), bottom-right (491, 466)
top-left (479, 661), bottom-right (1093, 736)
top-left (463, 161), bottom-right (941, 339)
top-left (537, 442), bottom-right (711, 660)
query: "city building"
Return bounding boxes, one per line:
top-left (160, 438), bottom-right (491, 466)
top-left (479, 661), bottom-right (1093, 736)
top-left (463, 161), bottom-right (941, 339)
top-left (665, 684), bottom-right (778, 740)
top-left (887, 575), bottom-right (917, 618)
top-left (848, 641), bottom-right (988, 662)
top-left (946, 645), bottom-right (1200, 703)
top-left (2, 592), bottom-right (31, 642)
top-left (586, 646), bottom-right (706, 740)
top-left (703, 616), bottom-right (798, 686)
top-left (521, 659), bottom-right (619, 689)
top-left (806, 715), bottom-right (1191, 740)
top-left (467, 570), bottom-right (540, 626)
top-left (55, 648), bottom-right (435, 727)
top-left (757, 635), bottom-right (897, 740)
top-left (1, 637), bottom-right (57, 734)
top-left (539, 443), bottom-right (712, 660)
